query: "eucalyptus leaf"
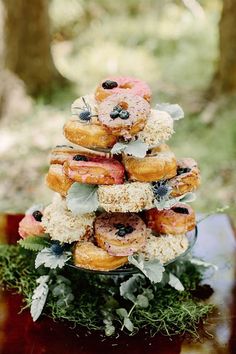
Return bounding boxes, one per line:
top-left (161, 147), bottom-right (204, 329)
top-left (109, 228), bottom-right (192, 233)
top-left (66, 183), bottom-right (99, 214)
top-left (179, 192), bottom-right (196, 203)
top-left (156, 103), bottom-right (184, 120)
top-left (30, 275), bottom-right (49, 322)
top-left (168, 273), bottom-right (184, 291)
top-left (35, 248), bottom-right (71, 269)
top-left (18, 235), bottom-right (51, 252)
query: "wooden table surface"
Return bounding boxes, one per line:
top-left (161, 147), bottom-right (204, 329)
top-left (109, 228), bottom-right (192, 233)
top-left (0, 213), bottom-right (235, 354)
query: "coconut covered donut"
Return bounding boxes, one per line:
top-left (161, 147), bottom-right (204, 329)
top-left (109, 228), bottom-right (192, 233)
top-left (97, 93), bottom-right (150, 138)
top-left (74, 241), bottom-right (128, 271)
top-left (137, 109), bottom-right (174, 147)
top-left (46, 164), bottom-right (74, 196)
top-left (64, 95), bottom-right (117, 149)
top-left (123, 144), bottom-right (177, 182)
top-left (146, 203), bottom-right (196, 235)
top-left (141, 233), bottom-right (188, 264)
top-left (168, 158), bottom-right (201, 197)
top-left (49, 144), bottom-right (111, 165)
top-left (98, 182), bottom-right (154, 213)
top-left (64, 155), bottom-right (125, 185)
top-left (94, 212), bottom-right (147, 256)
top-left (95, 76), bottom-right (151, 102)
top-left (42, 196), bottom-right (95, 244)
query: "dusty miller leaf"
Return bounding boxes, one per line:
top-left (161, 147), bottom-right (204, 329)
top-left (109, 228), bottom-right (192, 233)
top-left (124, 140), bottom-right (148, 158)
top-left (189, 258), bottom-right (218, 270)
top-left (136, 294), bottom-right (149, 308)
top-left (111, 140), bottom-right (148, 158)
top-left (18, 235), bottom-right (51, 252)
top-left (156, 103), bottom-right (184, 120)
top-left (120, 274), bottom-right (144, 302)
top-left (66, 183), bottom-right (99, 214)
top-left (128, 254), bottom-right (165, 283)
top-left (30, 275), bottom-right (49, 322)
top-left (35, 248), bottom-right (71, 269)
top-left (168, 273), bottom-right (184, 291)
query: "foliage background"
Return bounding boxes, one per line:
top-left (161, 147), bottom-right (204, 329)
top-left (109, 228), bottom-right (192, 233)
top-left (0, 0), bottom-right (235, 218)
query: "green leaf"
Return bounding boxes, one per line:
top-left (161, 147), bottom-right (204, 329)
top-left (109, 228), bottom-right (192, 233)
top-left (35, 248), bottom-right (71, 269)
top-left (124, 317), bottom-right (134, 332)
top-left (116, 308), bottom-right (128, 319)
top-left (156, 103), bottom-right (184, 120)
top-left (136, 294), bottom-right (149, 308)
top-left (66, 183), bottom-right (99, 214)
top-left (30, 275), bottom-right (49, 321)
top-left (120, 274), bottom-right (144, 302)
top-left (128, 254), bottom-right (165, 283)
top-left (168, 273), bottom-right (184, 291)
top-left (18, 236), bottom-right (51, 251)
top-left (111, 140), bottom-right (148, 158)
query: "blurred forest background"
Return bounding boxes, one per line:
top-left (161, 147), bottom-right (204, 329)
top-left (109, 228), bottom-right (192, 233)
top-left (0, 0), bottom-right (235, 219)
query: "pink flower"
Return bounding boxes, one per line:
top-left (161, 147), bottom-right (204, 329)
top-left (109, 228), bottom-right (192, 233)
top-left (18, 214), bottom-right (45, 239)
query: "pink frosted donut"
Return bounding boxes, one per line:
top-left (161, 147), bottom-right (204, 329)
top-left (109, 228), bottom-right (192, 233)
top-left (95, 76), bottom-right (152, 102)
top-left (97, 93), bottom-right (150, 138)
top-left (63, 155), bottom-right (125, 185)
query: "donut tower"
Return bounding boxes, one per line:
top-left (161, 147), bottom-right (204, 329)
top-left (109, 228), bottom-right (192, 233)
top-left (22, 77), bottom-right (201, 271)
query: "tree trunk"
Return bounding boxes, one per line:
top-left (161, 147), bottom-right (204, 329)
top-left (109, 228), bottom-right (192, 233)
top-left (213, 0), bottom-right (236, 94)
top-left (2, 0), bottom-right (65, 96)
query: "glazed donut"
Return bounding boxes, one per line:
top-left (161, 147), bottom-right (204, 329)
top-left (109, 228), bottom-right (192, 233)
top-left (42, 196), bottom-right (95, 244)
top-left (95, 76), bottom-right (151, 102)
top-left (46, 164), bottom-right (73, 196)
top-left (98, 182), bottom-right (154, 213)
top-left (141, 233), bottom-right (188, 264)
top-left (64, 155), bottom-right (125, 185)
top-left (94, 212), bottom-right (147, 256)
top-left (49, 144), bottom-right (111, 165)
top-left (137, 109), bottom-right (174, 147)
top-left (74, 241), bottom-right (128, 271)
top-left (97, 93), bottom-right (150, 138)
top-left (146, 203), bottom-right (196, 235)
top-left (122, 144), bottom-right (177, 182)
top-left (168, 158), bottom-right (201, 197)
top-left (64, 95), bottom-right (117, 149)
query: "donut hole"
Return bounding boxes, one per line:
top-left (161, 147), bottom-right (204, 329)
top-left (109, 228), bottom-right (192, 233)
top-left (118, 101), bottom-right (129, 110)
top-left (172, 207), bottom-right (189, 215)
top-left (119, 83), bottom-right (133, 89)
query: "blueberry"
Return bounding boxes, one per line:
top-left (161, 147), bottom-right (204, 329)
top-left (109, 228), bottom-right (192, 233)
top-left (51, 243), bottom-right (64, 256)
top-left (119, 110), bottom-right (130, 120)
top-left (177, 167), bottom-right (191, 175)
top-left (102, 80), bottom-right (118, 89)
top-left (116, 229), bottom-right (127, 237)
top-left (172, 207), bottom-right (189, 215)
top-left (73, 155), bottom-right (88, 161)
top-left (125, 225), bottom-right (134, 234)
top-left (110, 110), bottom-right (120, 119)
top-left (32, 210), bottom-right (43, 222)
top-left (114, 223), bottom-right (125, 229)
top-left (114, 105), bottom-right (122, 112)
top-left (79, 110), bottom-right (91, 121)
